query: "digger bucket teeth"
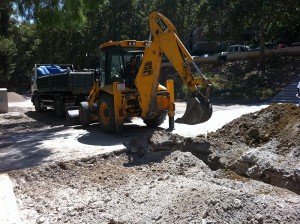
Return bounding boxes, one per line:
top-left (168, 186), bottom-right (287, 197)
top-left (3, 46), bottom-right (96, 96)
top-left (175, 97), bottom-right (212, 125)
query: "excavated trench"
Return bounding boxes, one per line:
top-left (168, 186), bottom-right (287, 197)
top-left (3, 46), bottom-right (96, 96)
top-left (5, 100), bottom-right (300, 223)
top-left (10, 144), bottom-right (300, 223)
top-left (127, 103), bottom-right (300, 194)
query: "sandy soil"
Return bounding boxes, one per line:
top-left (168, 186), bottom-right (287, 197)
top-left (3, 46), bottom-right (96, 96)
top-left (1, 93), bottom-right (300, 223)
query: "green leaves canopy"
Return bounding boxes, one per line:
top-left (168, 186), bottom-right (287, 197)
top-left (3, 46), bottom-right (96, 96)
top-left (0, 0), bottom-right (299, 90)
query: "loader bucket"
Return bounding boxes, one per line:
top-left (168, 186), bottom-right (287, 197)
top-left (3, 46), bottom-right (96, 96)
top-left (175, 97), bottom-right (212, 125)
top-left (66, 108), bottom-right (80, 126)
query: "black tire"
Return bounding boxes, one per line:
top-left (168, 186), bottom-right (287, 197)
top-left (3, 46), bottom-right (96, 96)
top-left (79, 102), bottom-right (91, 127)
top-left (33, 95), bottom-right (44, 112)
top-left (54, 98), bottom-right (65, 117)
top-left (143, 111), bottom-right (167, 128)
top-left (98, 94), bottom-right (116, 133)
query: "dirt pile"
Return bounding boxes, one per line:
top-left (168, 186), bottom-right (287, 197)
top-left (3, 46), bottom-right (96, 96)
top-left (208, 103), bottom-right (300, 149)
top-left (205, 103), bottom-right (300, 193)
top-left (4, 101), bottom-right (300, 223)
top-left (7, 92), bottom-right (28, 102)
top-left (125, 103), bottom-right (300, 194)
top-left (9, 151), bottom-right (300, 224)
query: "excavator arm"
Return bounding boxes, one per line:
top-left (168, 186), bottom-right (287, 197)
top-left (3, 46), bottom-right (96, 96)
top-left (135, 12), bottom-right (212, 125)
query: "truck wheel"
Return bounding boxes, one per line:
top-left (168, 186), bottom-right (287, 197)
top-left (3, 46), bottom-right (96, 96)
top-left (54, 98), bottom-right (65, 117)
top-left (143, 111), bottom-right (167, 128)
top-left (33, 96), bottom-right (44, 112)
top-left (79, 102), bottom-right (90, 127)
top-left (98, 94), bottom-right (116, 133)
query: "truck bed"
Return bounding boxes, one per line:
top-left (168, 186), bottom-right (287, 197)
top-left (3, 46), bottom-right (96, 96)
top-left (36, 72), bottom-right (94, 94)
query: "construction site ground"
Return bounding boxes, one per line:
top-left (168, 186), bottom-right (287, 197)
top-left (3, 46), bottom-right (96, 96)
top-left (1, 92), bottom-right (300, 223)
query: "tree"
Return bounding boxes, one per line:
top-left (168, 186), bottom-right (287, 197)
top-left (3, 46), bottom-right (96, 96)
top-left (9, 22), bottom-right (39, 91)
top-left (197, 0), bottom-right (300, 68)
top-left (0, 1), bottom-right (17, 86)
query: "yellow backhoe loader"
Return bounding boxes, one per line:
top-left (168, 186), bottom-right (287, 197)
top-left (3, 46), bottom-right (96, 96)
top-left (68, 12), bottom-right (213, 133)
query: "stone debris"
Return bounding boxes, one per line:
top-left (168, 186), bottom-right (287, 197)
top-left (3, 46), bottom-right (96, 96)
top-left (4, 102), bottom-right (300, 223)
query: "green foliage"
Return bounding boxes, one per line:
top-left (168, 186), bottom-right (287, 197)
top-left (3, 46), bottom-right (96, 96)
top-left (1, 0), bottom-right (299, 93)
top-left (197, 0), bottom-right (300, 50)
top-left (0, 36), bottom-right (17, 83)
top-left (10, 23), bottom-right (39, 90)
top-left (176, 83), bottom-right (189, 99)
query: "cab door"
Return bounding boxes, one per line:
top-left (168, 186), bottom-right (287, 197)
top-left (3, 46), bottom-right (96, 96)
top-left (99, 46), bottom-right (125, 86)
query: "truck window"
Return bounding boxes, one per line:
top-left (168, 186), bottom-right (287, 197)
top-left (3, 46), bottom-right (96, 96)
top-left (234, 46), bottom-right (239, 52)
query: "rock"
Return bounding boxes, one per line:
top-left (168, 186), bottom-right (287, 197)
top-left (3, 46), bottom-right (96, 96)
top-left (57, 162), bottom-right (68, 170)
top-left (36, 216), bottom-right (45, 223)
top-left (2, 112), bottom-right (24, 119)
top-left (56, 207), bottom-right (62, 212)
top-left (232, 199), bottom-right (242, 208)
top-left (248, 128), bottom-right (260, 138)
top-left (154, 214), bottom-right (162, 221)
top-left (36, 205), bottom-right (43, 213)
top-left (202, 209), bottom-right (209, 218)
top-left (157, 176), bottom-right (164, 181)
top-left (255, 213), bottom-right (264, 224)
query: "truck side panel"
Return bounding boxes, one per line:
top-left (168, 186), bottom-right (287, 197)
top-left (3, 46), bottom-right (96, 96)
top-left (36, 72), bottom-right (94, 94)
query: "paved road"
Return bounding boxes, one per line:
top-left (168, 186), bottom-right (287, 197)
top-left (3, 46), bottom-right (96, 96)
top-left (0, 100), bottom-right (268, 172)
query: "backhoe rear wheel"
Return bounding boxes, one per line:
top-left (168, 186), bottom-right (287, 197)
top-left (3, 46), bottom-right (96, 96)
top-left (143, 111), bottom-right (167, 128)
top-left (79, 102), bottom-right (90, 127)
top-left (98, 94), bottom-right (116, 133)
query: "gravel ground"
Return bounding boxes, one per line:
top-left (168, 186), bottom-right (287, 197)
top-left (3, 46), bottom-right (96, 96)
top-left (1, 93), bottom-right (300, 223)
top-left (8, 150), bottom-right (300, 224)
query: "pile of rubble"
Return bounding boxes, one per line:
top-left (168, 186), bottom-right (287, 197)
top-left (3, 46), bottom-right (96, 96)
top-left (8, 103), bottom-right (300, 223)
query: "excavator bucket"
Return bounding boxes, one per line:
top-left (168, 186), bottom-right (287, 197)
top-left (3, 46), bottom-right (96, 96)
top-left (175, 97), bottom-right (212, 125)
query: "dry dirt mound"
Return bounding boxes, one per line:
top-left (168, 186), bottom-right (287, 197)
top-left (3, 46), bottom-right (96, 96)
top-left (123, 104), bottom-right (300, 194)
top-left (4, 102), bottom-right (300, 223)
top-left (7, 92), bottom-right (28, 102)
top-left (9, 151), bottom-right (300, 224)
top-left (206, 103), bottom-right (300, 193)
top-left (209, 103), bottom-right (300, 151)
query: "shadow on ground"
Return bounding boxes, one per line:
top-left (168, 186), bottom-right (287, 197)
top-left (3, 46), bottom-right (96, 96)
top-left (0, 126), bottom-right (72, 172)
top-left (77, 122), bottom-right (164, 146)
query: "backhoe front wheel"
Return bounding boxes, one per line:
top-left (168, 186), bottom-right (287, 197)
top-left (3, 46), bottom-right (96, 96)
top-left (98, 94), bottom-right (116, 133)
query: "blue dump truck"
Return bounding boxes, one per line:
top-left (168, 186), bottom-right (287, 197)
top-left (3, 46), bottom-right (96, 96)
top-left (31, 64), bottom-right (94, 117)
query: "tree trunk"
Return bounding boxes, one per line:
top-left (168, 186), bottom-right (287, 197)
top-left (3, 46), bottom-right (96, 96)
top-left (259, 25), bottom-right (266, 74)
top-left (0, 2), bottom-right (11, 36)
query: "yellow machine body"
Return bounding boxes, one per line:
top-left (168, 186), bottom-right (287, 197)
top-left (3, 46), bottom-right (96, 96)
top-left (79, 12), bottom-right (212, 133)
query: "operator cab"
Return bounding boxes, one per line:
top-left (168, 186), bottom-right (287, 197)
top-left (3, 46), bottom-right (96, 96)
top-left (98, 41), bottom-right (146, 88)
